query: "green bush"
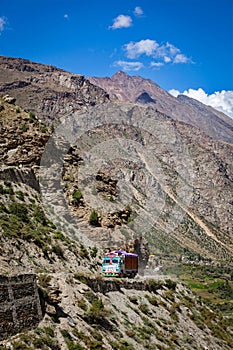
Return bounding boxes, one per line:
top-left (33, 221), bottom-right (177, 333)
top-left (139, 303), bottom-right (150, 315)
top-left (21, 124), bottom-right (29, 132)
top-left (90, 246), bottom-right (98, 258)
top-left (52, 244), bottom-right (64, 258)
top-left (0, 183), bottom-right (14, 195)
top-left (8, 202), bottom-right (29, 222)
top-left (79, 243), bottom-right (89, 259)
top-left (38, 273), bottom-right (51, 288)
top-left (72, 189), bottom-right (83, 205)
top-left (40, 125), bottom-right (48, 133)
top-left (145, 295), bottom-right (158, 306)
top-left (34, 207), bottom-right (47, 225)
top-left (61, 330), bottom-right (83, 350)
top-left (54, 231), bottom-right (66, 241)
top-left (84, 298), bottom-right (107, 324)
top-left (16, 190), bottom-right (25, 201)
top-left (29, 112), bottom-right (36, 123)
top-left (129, 296), bottom-right (138, 304)
top-left (89, 210), bottom-right (99, 226)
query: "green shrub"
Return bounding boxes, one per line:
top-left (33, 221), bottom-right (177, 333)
top-left (139, 303), bottom-right (150, 315)
top-left (34, 207), bottom-right (47, 225)
top-left (165, 279), bottom-right (177, 290)
top-left (21, 124), bottom-right (29, 132)
top-left (43, 326), bottom-right (55, 338)
top-left (90, 245), bottom-right (98, 258)
top-left (4, 180), bottom-right (11, 187)
top-left (54, 231), bottom-right (66, 241)
top-left (72, 189), bottom-right (83, 205)
top-left (0, 183), bottom-right (14, 195)
top-left (29, 112), bottom-right (36, 123)
top-left (74, 273), bottom-right (88, 285)
top-left (52, 244), bottom-right (64, 258)
top-left (78, 297), bottom-right (88, 311)
top-left (8, 202), bottom-right (29, 222)
top-left (84, 298), bottom-right (107, 324)
top-left (89, 210), bottom-right (99, 226)
top-left (40, 125), bottom-right (48, 133)
top-left (79, 243), bottom-right (89, 259)
top-left (16, 190), bottom-right (25, 201)
top-left (145, 295), bottom-right (158, 306)
top-left (61, 330), bottom-right (83, 350)
top-left (38, 273), bottom-right (51, 288)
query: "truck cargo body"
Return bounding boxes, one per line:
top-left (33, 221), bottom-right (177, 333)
top-left (102, 250), bottom-right (138, 277)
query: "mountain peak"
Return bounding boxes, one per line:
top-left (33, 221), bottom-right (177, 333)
top-left (112, 70), bottom-right (129, 78)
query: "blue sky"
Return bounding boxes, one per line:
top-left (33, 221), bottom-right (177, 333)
top-left (0, 0), bottom-right (233, 116)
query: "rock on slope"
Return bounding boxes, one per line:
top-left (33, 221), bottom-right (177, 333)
top-left (88, 71), bottom-right (233, 144)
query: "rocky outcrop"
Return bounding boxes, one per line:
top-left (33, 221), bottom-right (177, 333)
top-left (0, 97), bottom-right (51, 169)
top-left (0, 56), bottom-right (109, 123)
top-left (0, 167), bottom-right (39, 192)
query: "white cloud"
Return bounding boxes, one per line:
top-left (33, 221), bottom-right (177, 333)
top-left (124, 39), bottom-right (159, 59)
top-left (134, 6), bottom-right (143, 16)
top-left (169, 88), bottom-right (233, 119)
top-left (164, 56), bottom-right (172, 63)
top-left (114, 60), bottom-right (144, 71)
top-left (150, 61), bottom-right (164, 68)
top-left (0, 17), bottom-right (6, 32)
top-left (123, 39), bottom-right (191, 65)
top-left (173, 54), bottom-right (189, 64)
top-left (169, 89), bottom-right (180, 98)
top-left (109, 14), bottom-right (132, 29)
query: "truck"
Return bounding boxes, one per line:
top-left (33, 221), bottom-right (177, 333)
top-left (101, 250), bottom-right (138, 278)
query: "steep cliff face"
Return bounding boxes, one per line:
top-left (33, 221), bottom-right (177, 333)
top-left (0, 95), bottom-right (51, 170)
top-left (0, 56), bottom-right (109, 123)
top-left (89, 71), bottom-right (233, 144)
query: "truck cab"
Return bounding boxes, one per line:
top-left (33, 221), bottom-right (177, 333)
top-left (101, 250), bottom-right (138, 278)
top-left (102, 253), bottom-right (124, 277)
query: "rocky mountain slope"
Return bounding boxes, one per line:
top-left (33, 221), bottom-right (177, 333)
top-left (0, 177), bottom-right (232, 349)
top-left (0, 56), bottom-right (109, 123)
top-left (0, 57), bottom-right (233, 348)
top-left (45, 102), bottom-right (232, 262)
top-left (0, 59), bottom-right (232, 261)
top-left (89, 71), bottom-right (233, 144)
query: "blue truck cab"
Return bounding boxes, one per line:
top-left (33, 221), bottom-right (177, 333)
top-left (102, 250), bottom-right (138, 277)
